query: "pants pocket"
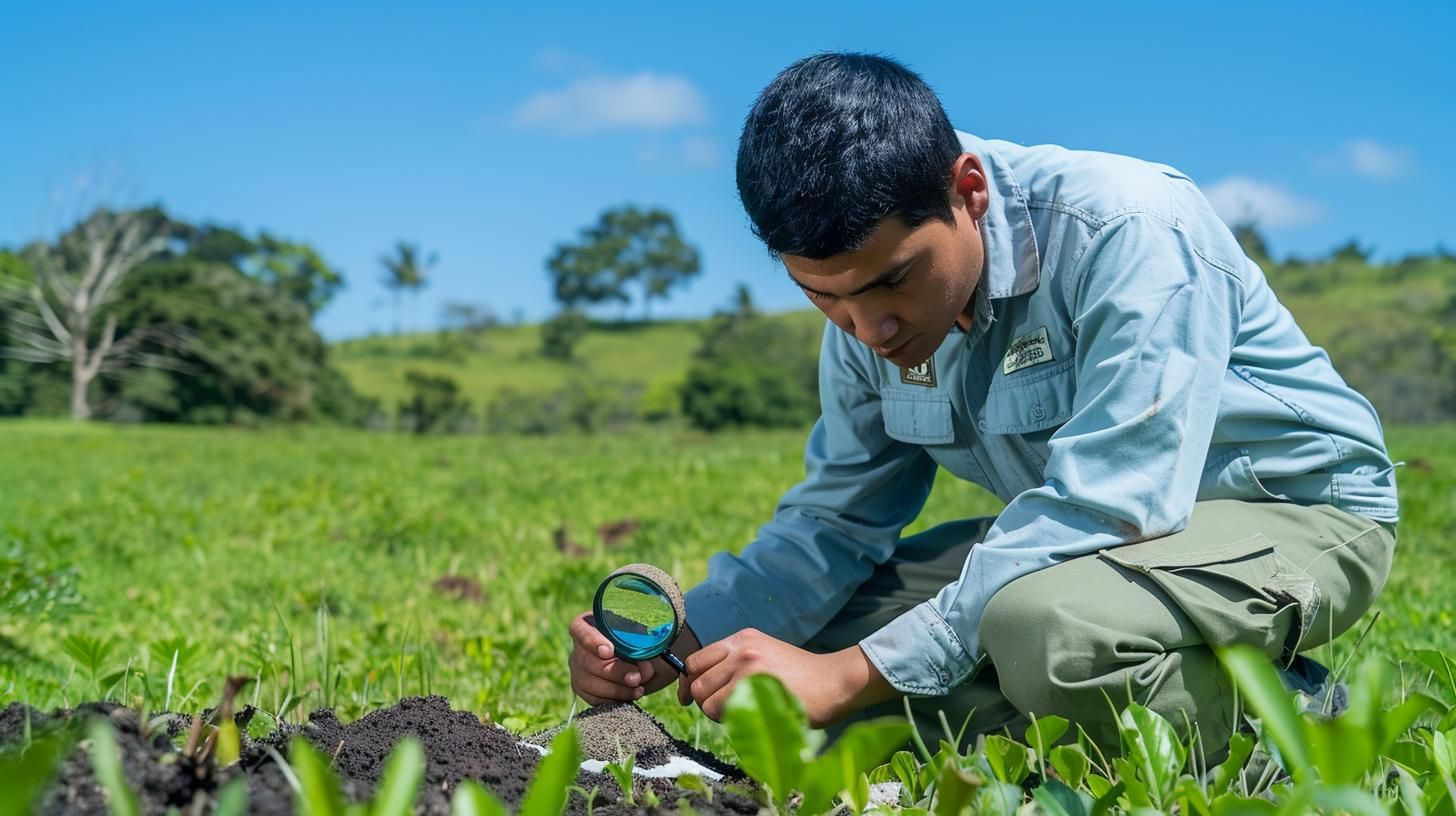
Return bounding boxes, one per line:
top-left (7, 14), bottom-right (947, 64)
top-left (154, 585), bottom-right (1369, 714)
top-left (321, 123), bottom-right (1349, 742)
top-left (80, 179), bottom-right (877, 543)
top-left (1099, 534), bottom-right (1319, 668)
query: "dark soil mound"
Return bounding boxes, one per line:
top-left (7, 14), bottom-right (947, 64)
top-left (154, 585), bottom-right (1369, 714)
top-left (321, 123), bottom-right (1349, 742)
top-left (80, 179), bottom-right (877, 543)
top-left (2, 696), bottom-right (755, 815)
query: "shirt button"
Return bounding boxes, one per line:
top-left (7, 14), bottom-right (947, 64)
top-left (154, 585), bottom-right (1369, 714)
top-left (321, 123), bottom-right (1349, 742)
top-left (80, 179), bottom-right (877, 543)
top-left (1031, 404), bottom-right (1046, 421)
top-left (976, 418), bottom-right (987, 432)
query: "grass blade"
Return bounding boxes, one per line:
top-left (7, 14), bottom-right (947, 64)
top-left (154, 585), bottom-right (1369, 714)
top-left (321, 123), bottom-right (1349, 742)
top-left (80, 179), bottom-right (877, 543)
top-left (519, 725), bottom-right (580, 816)
top-left (370, 737), bottom-right (425, 816)
top-left (87, 719), bottom-right (140, 816)
top-left (1218, 645), bottom-right (1312, 784)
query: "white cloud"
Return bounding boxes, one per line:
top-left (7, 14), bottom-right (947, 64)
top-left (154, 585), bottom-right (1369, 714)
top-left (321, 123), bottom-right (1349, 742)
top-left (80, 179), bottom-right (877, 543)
top-left (1204, 176), bottom-right (1324, 229)
top-left (1340, 139), bottom-right (1415, 181)
top-left (511, 72), bottom-right (709, 135)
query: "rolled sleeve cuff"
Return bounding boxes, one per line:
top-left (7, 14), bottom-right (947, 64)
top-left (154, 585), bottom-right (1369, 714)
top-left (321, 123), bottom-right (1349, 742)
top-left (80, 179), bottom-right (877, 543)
top-left (859, 602), bottom-right (978, 696)
top-left (683, 583), bottom-right (755, 646)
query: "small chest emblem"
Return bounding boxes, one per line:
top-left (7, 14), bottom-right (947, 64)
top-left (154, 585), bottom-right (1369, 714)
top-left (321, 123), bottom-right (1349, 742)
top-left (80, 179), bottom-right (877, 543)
top-left (900, 357), bottom-right (937, 387)
top-left (1002, 327), bottom-right (1054, 374)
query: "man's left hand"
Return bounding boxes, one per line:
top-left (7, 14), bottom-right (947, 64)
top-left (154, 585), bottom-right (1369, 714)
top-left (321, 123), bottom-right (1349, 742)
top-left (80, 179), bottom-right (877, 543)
top-left (678, 628), bottom-right (895, 728)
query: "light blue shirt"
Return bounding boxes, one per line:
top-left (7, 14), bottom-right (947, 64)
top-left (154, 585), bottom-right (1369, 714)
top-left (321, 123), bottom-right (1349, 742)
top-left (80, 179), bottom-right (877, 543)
top-left (683, 131), bottom-right (1399, 696)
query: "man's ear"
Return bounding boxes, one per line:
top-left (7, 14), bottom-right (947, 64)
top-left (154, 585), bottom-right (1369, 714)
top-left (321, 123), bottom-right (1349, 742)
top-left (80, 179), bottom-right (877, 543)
top-left (950, 153), bottom-right (989, 221)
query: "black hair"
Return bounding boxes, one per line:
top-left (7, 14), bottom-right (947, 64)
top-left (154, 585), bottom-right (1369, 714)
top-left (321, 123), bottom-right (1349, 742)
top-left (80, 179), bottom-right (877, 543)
top-left (735, 52), bottom-right (962, 260)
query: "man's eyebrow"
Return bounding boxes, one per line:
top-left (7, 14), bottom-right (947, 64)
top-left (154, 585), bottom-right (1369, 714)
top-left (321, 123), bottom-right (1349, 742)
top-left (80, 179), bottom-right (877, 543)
top-left (787, 258), bottom-right (915, 297)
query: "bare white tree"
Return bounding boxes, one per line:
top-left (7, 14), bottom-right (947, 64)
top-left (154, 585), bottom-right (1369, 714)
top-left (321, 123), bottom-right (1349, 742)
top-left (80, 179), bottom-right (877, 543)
top-left (0, 208), bottom-right (175, 420)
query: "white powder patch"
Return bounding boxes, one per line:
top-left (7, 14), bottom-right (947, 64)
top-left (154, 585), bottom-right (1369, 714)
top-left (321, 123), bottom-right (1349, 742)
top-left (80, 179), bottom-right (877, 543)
top-left (580, 755), bottom-right (725, 782)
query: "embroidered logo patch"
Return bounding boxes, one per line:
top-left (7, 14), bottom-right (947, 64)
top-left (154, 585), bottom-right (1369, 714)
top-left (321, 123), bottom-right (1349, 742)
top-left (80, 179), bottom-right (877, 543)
top-left (900, 357), bottom-right (937, 387)
top-left (1002, 327), bottom-right (1054, 374)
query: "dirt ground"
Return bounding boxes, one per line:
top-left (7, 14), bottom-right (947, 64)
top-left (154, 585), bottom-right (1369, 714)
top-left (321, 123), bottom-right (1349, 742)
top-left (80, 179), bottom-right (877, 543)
top-left (0, 696), bottom-right (757, 815)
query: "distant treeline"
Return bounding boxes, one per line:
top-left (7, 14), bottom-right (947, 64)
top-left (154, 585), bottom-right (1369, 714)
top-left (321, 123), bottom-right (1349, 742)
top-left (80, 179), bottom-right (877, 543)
top-left (2, 210), bottom-right (1453, 430)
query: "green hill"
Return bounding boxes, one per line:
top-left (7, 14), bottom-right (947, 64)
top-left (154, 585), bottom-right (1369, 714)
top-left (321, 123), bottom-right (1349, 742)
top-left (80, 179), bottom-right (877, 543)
top-left (332, 309), bottom-right (828, 411)
top-left (333, 251), bottom-right (1456, 425)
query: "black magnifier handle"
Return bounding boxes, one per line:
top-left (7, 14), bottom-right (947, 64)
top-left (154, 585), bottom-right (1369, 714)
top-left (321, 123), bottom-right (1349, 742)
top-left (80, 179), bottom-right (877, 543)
top-left (663, 651), bottom-right (686, 673)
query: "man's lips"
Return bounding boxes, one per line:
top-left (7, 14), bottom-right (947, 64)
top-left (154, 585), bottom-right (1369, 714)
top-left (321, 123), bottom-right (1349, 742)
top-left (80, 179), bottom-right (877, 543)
top-left (877, 335), bottom-right (916, 357)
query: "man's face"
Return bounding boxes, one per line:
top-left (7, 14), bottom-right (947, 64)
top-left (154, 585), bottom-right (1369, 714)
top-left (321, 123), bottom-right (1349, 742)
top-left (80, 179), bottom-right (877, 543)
top-left (782, 163), bottom-right (987, 367)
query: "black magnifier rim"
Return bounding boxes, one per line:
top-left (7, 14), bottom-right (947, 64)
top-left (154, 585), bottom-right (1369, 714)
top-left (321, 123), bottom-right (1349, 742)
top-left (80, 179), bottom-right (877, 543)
top-left (592, 571), bottom-right (682, 661)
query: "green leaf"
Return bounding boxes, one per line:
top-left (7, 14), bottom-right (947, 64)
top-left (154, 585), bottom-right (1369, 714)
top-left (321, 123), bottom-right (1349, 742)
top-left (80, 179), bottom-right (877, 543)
top-left (982, 735), bottom-right (1029, 785)
top-left (1388, 739), bottom-right (1435, 776)
top-left (1217, 645), bottom-right (1313, 784)
top-left (214, 779), bottom-right (249, 816)
top-left (1032, 778), bottom-right (1091, 816)
top-left (892, 750), bottom-right (924, 802)
top-left (1113, 757), bottom-right (1151, 808)
top-left (1210, 792), bottom-right (1279, 815)
top-left (216, 719), bottom-right (243, 767)
top-left (930, 761), bottom-right (982, 816)
top-left (519, 725), bottom-right (581, 816)
top-left (371, 737), bottom-right (425, 816)
top-left (87, 719), bottom-right (139, 816)
top-left (1025, 715), bottom-right (1071, 757)
top-left (290, 736), bottom-right (348, 816)
top-left (1432, 728), bottom-right (1456, 781)
top-left (799, 718), bottom-right (911, 816)
top-left (1050, 744), bottom-right (1091, 790)
top-left (0, 732), bottom-right (74, 816)
top-left (1306, 784), bottom-right (1389, 816)
top-left (1173, 777), bottom-right (1213, 816)
top-left (722, 674), bottom-right (818, 807)
top-left (1118, 703), bottom-right (1185, 809)
top-left (677, 773), bottom-right (710, 798)
top-left (1209, 732), bottom-right (1255, 796)
top-left (1414, 650), bottom-right (1456, 701)
top-left (974, 780), bottom-right (1025, 816)
top-left (450, 781), bottom-right (508, 816)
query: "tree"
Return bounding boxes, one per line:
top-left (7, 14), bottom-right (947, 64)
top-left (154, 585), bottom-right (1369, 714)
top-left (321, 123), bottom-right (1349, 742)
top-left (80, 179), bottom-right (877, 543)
top-left (540, 309), bottom-right (588, 361)
top-left (379, 241), bottom-right (435, 334)
top-left (680, 315), bottom-right (820, 431)
top-left (248, 233), bottom-right (344, 316)
top-left (1332, 238), bottom-right (1373, 264)
top-left (1231, 222), bottom-right (1271, 267)
top-left (0, 207), bottom-right (174, 420)
top-left (546, 206), bottom-right (700, 319)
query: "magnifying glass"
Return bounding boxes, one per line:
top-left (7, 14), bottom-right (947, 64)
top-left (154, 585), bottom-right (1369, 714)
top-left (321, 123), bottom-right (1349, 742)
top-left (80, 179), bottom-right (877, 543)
top-left (592, 563), bottom-right (688, 673)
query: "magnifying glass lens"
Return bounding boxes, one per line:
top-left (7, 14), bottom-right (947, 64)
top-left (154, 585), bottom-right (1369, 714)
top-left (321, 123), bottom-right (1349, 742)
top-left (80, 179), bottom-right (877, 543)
top-left (598, 574), bottom-right (677, 659)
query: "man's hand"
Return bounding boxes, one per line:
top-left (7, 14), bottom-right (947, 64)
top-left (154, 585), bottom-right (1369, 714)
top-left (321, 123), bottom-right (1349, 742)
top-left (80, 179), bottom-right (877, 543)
top-left (567, 612), bottom-right (700, 705)
top-left (679, 628), bottom-right (897, 728)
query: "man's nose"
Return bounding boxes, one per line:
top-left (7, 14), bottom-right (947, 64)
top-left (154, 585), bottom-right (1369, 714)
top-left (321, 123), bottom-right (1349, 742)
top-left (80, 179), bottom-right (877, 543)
top-left (853, 312), bottom-right (899, 349)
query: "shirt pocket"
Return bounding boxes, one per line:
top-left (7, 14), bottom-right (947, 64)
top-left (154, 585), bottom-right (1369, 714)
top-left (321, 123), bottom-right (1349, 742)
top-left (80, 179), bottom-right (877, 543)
top-left (1198, 449), bottom-right (1286, 502)
top-left (880, 388), bottom-right (956, 445)
top-left (983, 358), bottom-right (1077, 434)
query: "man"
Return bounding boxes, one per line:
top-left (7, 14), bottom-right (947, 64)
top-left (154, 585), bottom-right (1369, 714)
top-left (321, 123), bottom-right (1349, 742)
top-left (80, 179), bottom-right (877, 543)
top-left (568, 53), bottom-right (1397, 753)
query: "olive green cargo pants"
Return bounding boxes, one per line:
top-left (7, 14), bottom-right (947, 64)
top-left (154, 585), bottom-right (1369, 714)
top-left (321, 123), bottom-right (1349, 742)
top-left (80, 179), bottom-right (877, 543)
top-left (804, 499), bottom-right (1395, 752)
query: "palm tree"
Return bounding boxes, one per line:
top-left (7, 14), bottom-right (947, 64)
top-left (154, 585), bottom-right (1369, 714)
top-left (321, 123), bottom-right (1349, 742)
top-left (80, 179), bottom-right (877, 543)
top-left (379, 241), bottom-right (436, 335)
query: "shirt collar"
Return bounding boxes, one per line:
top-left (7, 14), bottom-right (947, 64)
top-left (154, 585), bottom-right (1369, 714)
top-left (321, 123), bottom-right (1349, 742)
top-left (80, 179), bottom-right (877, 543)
top-left (955, 131), bottom-right (1042, 300)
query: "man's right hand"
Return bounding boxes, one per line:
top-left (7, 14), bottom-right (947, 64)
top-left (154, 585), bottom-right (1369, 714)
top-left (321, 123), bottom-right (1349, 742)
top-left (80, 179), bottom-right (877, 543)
top-left (568, 611), bottom-right (699, 705)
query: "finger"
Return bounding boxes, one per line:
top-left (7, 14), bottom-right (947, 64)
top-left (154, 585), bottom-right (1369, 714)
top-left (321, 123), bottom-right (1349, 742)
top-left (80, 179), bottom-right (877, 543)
top-left (699, 680), bottom-right (739, 721)
top-left (572, 667), bottom-right (644, 703)
top-left (569, 614), bottom-right (615, 660)
top-left (683, 639), bottom-right (730, 676)
top-left (688, 659), bottom-right (739, 708)
top-left (677, 673), bottom-right (692, 706)
top-left (572, 649), bottom-right (644, 687)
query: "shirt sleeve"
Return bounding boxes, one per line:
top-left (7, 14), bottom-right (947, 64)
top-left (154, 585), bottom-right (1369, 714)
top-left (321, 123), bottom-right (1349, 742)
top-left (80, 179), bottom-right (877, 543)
top-left (682, 323), bottom-right (939, 647)
top-left (860, 214), bottom-right (1245, 695)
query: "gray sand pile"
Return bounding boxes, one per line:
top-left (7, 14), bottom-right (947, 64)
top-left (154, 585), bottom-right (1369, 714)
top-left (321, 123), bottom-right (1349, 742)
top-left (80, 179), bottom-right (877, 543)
top-left (529, 702), bottom-right (674, 763)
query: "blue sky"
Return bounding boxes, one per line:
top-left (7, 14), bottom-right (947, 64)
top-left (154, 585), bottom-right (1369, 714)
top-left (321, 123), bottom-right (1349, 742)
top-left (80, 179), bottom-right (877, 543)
top-left (2, 1), bottom-right (1451, 340)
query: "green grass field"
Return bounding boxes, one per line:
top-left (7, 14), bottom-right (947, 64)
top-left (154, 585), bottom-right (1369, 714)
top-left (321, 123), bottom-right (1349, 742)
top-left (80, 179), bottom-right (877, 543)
top-left (2, 419), bottom-right (1454, 753)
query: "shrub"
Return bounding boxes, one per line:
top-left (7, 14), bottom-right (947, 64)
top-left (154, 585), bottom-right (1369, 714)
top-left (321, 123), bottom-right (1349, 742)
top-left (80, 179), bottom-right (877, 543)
top-left (680, 316), bottom-right (820, 431)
